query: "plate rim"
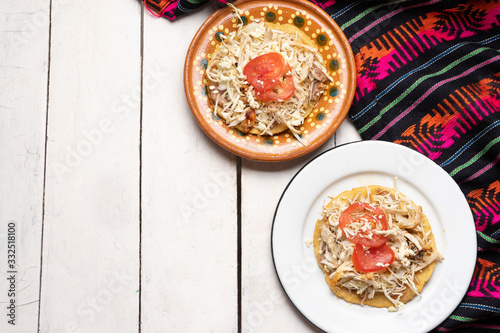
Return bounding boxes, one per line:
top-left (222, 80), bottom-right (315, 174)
top-left (183, 0), bottom-right (357, 161)
top-left (271, 140), bottom-right (477, 332)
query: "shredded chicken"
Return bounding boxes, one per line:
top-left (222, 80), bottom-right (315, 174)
top-left (205, 7), bottom-right (332, 141)
top-left (317, 186), bottom-right (442, 310)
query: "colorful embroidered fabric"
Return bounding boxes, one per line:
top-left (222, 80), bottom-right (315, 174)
top-left (332, 0), bottom-right (500, 332)
top-left (146, 0), bottom-right (500, 331)
top-left (144, 0), bottom-right (226, 20)
top-left (331, 1), bottom-right (500, 330)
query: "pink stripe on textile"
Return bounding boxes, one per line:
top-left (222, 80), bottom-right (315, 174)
top-left (474, 206), bottom-right (500, 232)
top-left (438, 325), bottom-right (500, 332)
top-left (143, 0), bottom-right (179, 18)
top-left (348, 0), bottom-right (440, 43)
top-left (468, 103), bottom-right (483, 122)
top-left (163, 1), bottom-right (179, 14)
top-left (461, 153), bottom-right (500, 183)
top-left (403, 37), bottom-right (419, 57)
top-left (410, 34), bottom-right (426, 53)
top-left (475, 97), bottom-right (491, 116)
top-left (372, 55), bottom-right (500, 140)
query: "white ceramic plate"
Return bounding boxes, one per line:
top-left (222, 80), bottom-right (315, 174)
top-left (272, 140), bottom-right (477, 333)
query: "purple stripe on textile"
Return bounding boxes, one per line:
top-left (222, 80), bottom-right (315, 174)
top-left (348, 0), bottom-right (440, 43)
top-left (460, 153), bottom-right (500, 183)
top-left (438, 324), bottom-right (500, 331)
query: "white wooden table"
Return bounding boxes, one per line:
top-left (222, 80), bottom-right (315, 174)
top-left (0, 1), bottom-right (360, 332)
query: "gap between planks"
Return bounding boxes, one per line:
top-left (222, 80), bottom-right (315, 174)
top-left (138, 2), bottom-right (145, 332)
top-left (237, 156), bottom-right (242, 332)
top-left (37, 0), bottom-right (53, 331)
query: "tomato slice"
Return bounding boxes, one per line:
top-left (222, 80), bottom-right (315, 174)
top-left (339, 202), bottom-right (388, 247)
top-left (243, 53), bottom-right (295, 101)
top-left (243, 52), bottom-right (286, 93)
top-left (255, 63), bottom-right (295, 101)
top-left (352, 243), bottom-right (395, 273)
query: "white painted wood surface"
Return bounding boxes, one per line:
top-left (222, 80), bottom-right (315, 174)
top-left (141, 6), bottom-right (238, 332)
top-left (0, 2), bottom-right (360, 332)
top-left (240, 118), bottom-right (359, 333)
top-left (0, 1), bottom-right (50, 332)
top-left (40, 1), bottom-right (142, 332)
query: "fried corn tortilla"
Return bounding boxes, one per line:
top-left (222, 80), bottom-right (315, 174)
top-left (234, 24), bottom-right (316, 135)
top-left (313, 185), bottom-right (440, 309)
top-left (206, 19), bottom-right (332, 137)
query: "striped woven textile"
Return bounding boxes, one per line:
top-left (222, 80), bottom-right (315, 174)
top-left (331, 1), bottom-right (500, 331)
top-left (146, 0), bottom-right (500, 331)
top-left (143, 0), bottom-right (226, 19)
top-left (330, 1), bottom-right (500, 330)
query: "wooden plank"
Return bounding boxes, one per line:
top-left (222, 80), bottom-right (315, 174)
top-left (240, 116), bottom-right (360, 331)
top-left (0, 1), bottom-right (50, 331)
top-left (39, 1), bottom-right (142, 332)
top-left (140, 6), bottom-right (239, 332)
top-left (241, 132), bottom-right (337, 332)
top-left (336, 118), bottom-right (362, 145)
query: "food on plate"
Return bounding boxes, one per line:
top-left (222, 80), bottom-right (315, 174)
top-left (313, 185), bottom-right (442, 310)
top-left (205, 6), bottom-right (333, 140)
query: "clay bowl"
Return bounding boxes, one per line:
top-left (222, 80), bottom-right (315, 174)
top-left (184, 0), bottom-right (356, 161)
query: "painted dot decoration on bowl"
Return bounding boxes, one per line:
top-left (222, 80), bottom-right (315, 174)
top-left (316, 112), bottom-right (326, 121)
top-left (294, 16), bottom-right (305, 27)
top-left (201, 86), bottom-right (208, 96)
top-left (184, 0), bottom-right (355, 161)
top-left (264, 137), bottom-right (274, 145)
top-left (239, 16), bottom-right (249, 25)
top-left (329, 86), bottom-right (339, 97)
top-left (316, 34), bottom-right (328, 46)
top-left (236, 129), bottom-right (247, 136)
top-left (329, 59), bottom-right (339, 71)
top-left (215, 31), bottom-right (225, 42)
top-left (293, 133), bottom-right (304, 141)
top-left (265, 11), bottom-right (276, 22)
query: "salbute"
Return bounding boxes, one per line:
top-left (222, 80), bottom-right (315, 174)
top-left (205, 5), bottom-right (332, 141)
top-left (313, 184), bottom-right (442, 311)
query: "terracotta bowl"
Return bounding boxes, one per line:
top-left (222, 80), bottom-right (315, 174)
top-left (184, 0), bottom-right (356, 161)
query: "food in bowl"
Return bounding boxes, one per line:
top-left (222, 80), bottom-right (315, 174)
top-left (205, 6), bottom-right (333, 141)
